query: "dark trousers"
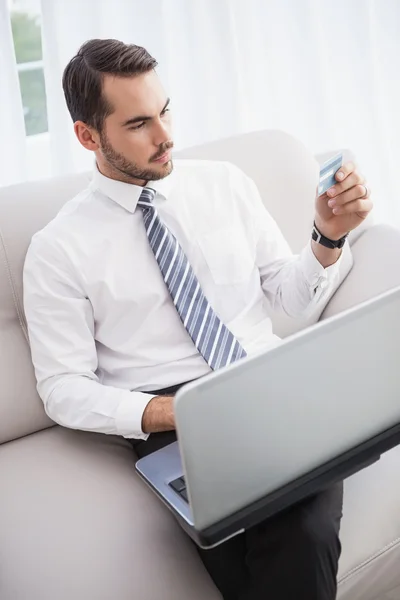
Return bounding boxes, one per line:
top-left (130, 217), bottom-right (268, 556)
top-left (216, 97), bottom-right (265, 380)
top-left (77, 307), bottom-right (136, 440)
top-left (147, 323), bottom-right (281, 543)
top-left (132, 384), bottom-right (343, 600)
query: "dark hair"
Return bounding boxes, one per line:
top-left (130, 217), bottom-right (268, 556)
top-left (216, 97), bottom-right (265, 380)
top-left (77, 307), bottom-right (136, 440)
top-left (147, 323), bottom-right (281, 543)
top-left (62, 38), bottom-right (158, 132)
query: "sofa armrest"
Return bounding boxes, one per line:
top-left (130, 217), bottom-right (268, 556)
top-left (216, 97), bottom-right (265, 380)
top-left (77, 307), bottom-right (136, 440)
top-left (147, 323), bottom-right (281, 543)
top-left (321, 223), bottom-right (400, 320)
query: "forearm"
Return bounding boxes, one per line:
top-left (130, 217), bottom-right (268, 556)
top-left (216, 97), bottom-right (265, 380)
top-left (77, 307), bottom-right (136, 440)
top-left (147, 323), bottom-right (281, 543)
top-left (260, 241), bottom-right (343, 318)
top-left (311, 240), bottom-right (342, 268)
top-left (39, 374), bottom-right (153, 440)
top-left (141, 394), bottom-right (176, 433)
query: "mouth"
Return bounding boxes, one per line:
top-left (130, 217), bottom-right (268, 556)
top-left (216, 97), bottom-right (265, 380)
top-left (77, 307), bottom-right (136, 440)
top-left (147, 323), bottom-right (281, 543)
top-left (152, 150), bottom-right (172, 164)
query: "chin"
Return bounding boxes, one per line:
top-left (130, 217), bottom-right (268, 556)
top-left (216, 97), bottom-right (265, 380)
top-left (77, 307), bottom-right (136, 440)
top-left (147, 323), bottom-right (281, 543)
top-left (152, 159), bottom-right (173, 179)
top-left (164, 159), bottom-right (173, 173)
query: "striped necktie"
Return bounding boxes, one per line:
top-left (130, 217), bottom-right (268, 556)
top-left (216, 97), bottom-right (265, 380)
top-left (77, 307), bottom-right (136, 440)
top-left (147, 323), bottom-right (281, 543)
top-left (137, 187), bottom-right (247, 370)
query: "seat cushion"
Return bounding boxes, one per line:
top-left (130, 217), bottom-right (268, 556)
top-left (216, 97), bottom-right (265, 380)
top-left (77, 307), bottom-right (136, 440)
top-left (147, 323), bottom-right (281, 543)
top-left (0, 427), bottom-right (220, 600)
top-left (3, 427), bottom-right (400, 600)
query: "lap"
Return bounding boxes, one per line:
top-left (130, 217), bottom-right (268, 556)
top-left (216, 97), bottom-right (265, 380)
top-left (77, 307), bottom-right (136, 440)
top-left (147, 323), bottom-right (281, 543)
top-left (196, 482), bottom-right (343, 598)
top-left (130, 431), bottom-right (343, 599)
top-left (132, 430), bottom-right (178, 458)
top-left (131, 429), bottom-right (343, 545)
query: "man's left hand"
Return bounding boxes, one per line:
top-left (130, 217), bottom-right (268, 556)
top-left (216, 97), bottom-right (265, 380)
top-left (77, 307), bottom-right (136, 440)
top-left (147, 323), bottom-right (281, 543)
top-left (315, 161), bottom-right (373, 241)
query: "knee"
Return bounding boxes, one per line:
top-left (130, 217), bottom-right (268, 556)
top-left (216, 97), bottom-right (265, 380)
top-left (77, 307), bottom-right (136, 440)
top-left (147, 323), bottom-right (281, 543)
top-left (285, 485), bottom-right (342, 555)
top-left (293, 496), bottom-right (342, 558)
top-left (298, 510), bottom-right (339, 554)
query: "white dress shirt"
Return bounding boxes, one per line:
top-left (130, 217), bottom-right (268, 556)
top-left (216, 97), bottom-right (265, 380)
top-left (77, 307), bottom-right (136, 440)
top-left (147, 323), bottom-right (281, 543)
top-left (23, 160), bottom-right (342, 440)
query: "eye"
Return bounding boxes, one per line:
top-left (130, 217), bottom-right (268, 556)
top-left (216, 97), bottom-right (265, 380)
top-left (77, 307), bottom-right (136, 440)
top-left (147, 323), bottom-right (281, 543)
top-left (161, 108), bottom-right (170, 117)
top-left (129, 122), bottom-right (145, 131)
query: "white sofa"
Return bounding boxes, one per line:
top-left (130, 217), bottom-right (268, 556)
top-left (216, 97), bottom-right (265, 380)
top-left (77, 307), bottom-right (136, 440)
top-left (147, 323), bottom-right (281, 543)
top-left (1, 129), bottom-right (400, 600)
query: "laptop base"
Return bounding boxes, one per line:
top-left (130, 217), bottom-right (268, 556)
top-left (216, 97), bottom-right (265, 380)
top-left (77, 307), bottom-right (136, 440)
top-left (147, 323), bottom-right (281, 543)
top-left (136, 421), bottom-right (400, 548)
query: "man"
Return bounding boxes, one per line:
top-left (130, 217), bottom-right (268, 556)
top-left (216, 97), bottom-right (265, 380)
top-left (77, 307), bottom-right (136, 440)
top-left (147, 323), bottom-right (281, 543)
top-left (23, 38), bottom-right (373, 600)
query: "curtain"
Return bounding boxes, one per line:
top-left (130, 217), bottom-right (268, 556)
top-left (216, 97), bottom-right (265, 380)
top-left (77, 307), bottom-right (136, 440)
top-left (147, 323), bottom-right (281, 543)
top-left (0, 0), bottom-right (27, 185)
top-left (1, 0), bottom-right (400, 224)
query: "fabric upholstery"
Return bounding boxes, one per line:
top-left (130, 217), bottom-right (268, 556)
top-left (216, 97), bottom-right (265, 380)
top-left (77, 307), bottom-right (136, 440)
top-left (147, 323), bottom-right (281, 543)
top-left (321, 224), bottom-right (400, 320)
top-left (0, 427), bottom-right (220, 600)
top-left (0, 172), bottom-right (90, 443)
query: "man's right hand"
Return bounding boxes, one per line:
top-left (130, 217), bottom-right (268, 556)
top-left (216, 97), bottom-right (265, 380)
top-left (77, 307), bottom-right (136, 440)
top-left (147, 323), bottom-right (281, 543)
top-left (141, 394), bottom-right (175, 434)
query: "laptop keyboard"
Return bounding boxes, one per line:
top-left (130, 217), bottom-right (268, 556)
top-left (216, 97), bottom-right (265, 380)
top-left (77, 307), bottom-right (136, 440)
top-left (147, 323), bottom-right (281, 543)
top-left (169, 476), bottom-right (188, 502)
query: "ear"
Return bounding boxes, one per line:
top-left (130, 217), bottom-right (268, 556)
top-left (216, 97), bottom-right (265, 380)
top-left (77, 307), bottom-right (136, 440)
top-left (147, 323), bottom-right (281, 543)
top-left (74, 121), bottom-right (100, 151)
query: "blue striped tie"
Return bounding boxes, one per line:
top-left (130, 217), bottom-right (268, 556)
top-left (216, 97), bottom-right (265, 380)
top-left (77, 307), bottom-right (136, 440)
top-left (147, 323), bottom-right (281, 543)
top-left (137, 187), bottom-right (247, 370)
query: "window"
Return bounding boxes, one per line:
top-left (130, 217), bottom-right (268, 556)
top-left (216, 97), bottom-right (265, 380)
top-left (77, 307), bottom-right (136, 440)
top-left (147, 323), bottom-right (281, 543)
top-left (10, 0), bottom-right (48, 136)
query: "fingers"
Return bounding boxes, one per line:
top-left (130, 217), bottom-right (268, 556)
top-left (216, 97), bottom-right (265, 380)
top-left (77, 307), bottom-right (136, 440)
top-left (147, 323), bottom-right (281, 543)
top-left (335, 161), bottom-right (356, 182)
top-left (330, 198), bottom-right (373, 216)
top-left (362, 184), bottom-right (370, 198)
top-left (328, 184), bottom-right (370, 208)
top-left (327, 170), bottom-right (364, 197)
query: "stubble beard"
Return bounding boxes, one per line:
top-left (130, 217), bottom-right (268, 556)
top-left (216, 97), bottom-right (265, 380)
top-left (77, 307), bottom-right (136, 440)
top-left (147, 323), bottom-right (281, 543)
top-left (99, 132), bottom-right (173, 183)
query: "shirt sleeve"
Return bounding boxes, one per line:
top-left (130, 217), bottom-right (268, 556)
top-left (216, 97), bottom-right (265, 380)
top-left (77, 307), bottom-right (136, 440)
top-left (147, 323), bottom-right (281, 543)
top-left (232, 165), bottom-right (342, 318)
top-left (23, 234), bottom-right (153, 440)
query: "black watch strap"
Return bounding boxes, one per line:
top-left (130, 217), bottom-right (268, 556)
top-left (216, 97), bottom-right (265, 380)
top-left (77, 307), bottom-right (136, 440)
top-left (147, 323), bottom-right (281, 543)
top-left (312, 222), bottom-right (349, 249)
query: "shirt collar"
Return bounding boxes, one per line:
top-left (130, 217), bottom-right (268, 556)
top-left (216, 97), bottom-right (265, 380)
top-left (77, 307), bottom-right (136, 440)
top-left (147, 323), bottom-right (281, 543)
top-left (90, 162), bottom-right (175, 213)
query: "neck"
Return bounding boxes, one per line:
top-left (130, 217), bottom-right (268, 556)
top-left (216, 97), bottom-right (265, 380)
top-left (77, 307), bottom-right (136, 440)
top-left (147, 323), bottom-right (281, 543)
top-left (96, 159), bottom-right (146, 187)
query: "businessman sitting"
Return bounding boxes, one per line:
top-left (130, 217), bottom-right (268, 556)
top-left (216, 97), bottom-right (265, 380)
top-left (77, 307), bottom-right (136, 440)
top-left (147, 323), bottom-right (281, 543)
top-left (23, 38), bottom-right (373, 600)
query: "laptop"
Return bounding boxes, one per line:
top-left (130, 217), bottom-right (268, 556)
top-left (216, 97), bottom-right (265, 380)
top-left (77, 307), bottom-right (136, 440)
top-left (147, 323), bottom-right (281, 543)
top-left (136, 285), bottom-right (400, 549)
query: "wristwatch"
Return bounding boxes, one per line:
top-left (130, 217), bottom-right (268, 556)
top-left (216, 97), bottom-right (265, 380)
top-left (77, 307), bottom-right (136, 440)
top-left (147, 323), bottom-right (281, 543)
top-left (312, 221), bottom-right (349, 249)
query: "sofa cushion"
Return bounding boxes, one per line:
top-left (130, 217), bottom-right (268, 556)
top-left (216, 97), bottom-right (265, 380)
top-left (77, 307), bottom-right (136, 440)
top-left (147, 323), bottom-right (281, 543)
top-left (0, 427), bottom-right (220, 600)
top-left (3, 426), bottom-right (400, 600)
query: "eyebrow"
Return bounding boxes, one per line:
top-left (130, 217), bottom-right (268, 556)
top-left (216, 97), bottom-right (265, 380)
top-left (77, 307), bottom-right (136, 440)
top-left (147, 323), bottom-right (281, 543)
top-left (121, 98), bottom-right (170, 127)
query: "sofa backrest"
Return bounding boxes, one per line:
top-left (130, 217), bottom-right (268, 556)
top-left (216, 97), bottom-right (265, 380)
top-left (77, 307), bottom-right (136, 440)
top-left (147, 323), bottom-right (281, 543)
top-left (0, 130), bottom-right (352, 444)
top-left (0, 172), bottom-right (90, 444)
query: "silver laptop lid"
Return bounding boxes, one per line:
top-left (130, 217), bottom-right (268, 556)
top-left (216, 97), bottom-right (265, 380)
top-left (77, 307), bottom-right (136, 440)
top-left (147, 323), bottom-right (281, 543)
top-left (174, 285), bottom-right (400, 531)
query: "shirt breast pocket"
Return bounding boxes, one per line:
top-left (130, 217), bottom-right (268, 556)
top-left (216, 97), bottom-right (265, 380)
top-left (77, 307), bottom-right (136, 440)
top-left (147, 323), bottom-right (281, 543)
top-left (197, 226), bottom-right (255, 285)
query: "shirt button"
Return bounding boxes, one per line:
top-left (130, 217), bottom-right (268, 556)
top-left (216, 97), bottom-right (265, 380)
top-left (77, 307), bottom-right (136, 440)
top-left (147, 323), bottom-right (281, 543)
top-left (320, 280), bottom-right (328, 290)
top-left (311, 274), bottom-right (321, 287)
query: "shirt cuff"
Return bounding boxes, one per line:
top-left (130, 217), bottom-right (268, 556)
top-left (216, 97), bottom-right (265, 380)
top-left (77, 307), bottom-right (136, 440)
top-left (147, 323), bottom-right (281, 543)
top-left (115, 390), bottom-right (156, 440)
top-left (300, 240), bottom-right (342, 291)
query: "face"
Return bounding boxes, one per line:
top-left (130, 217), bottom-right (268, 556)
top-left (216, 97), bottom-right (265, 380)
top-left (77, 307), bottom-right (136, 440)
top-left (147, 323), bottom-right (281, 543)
top-left (77, 71), bottom-right (174, 185)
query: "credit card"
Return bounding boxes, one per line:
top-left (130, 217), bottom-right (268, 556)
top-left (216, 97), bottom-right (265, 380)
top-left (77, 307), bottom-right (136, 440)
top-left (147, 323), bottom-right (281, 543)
top-left (318, 153), bottom-right (343, 196)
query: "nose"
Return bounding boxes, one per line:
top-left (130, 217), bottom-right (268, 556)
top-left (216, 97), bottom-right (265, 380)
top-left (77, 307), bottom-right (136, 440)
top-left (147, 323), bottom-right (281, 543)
top-left (153, 117), bottom-right (171, 147)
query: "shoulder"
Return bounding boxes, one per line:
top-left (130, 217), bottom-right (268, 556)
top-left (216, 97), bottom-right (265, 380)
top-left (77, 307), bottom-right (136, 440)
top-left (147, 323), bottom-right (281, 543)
top-left (24, 185), bottom-right (97, 268)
